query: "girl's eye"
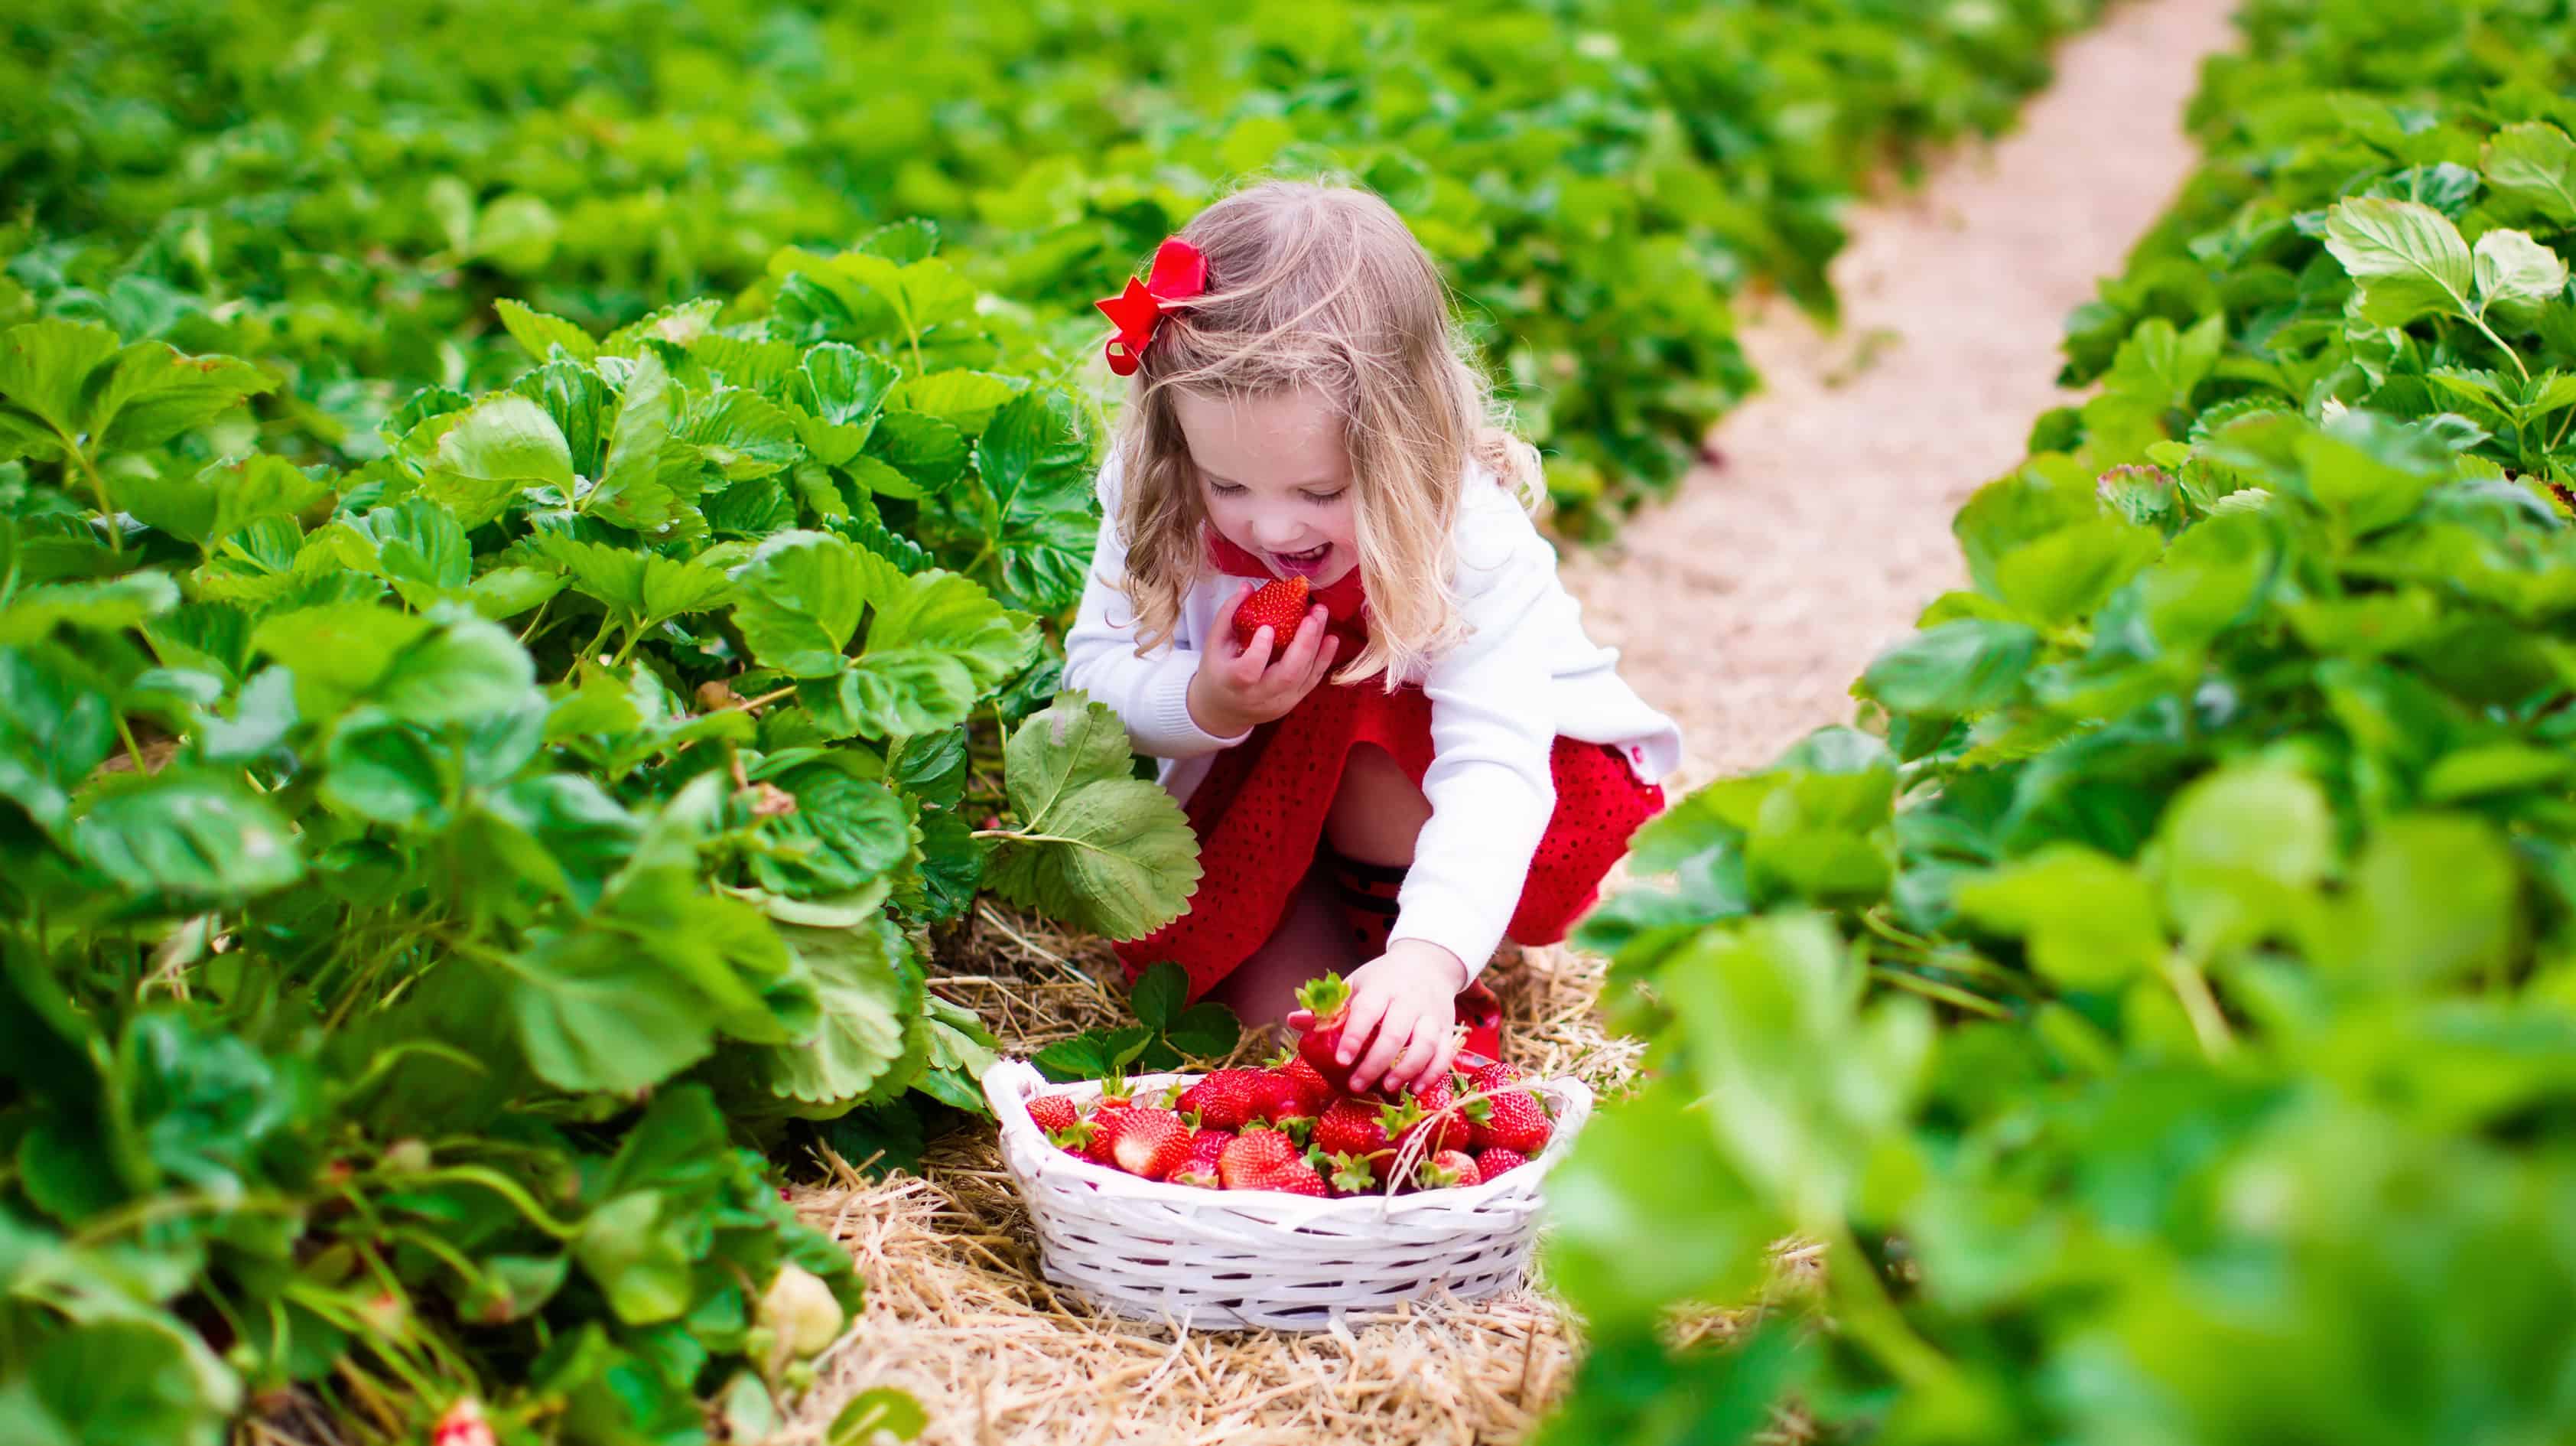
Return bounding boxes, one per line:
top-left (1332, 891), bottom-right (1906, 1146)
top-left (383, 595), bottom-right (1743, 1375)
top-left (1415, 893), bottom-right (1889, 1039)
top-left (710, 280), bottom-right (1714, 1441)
top-left (1305, 490), bottom-right (1346, 504)
top-left (1208, 481), bottom-right (1246, 497)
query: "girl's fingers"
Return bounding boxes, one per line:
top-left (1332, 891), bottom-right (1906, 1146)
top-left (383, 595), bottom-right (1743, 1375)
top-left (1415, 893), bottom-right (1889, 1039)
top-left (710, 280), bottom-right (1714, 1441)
top-left (1335, 987), bottom-right (1391, 1071)
top-left (1387, 1024), bottom-right (1441, 1094)
top-left (1234, 625), bottom-right (1276, 681)
top-left (1270, 606), bottom-right (1325, 679)
top-left (1348, 1012), bottom-right (1416, 1096)
top-left (1208, 582), bottom-right (1254, 661)
top-left (1284, 1008), bottom-right (1316, 1032)
top-left (1423, 1031), bottom-right (1462, 1090)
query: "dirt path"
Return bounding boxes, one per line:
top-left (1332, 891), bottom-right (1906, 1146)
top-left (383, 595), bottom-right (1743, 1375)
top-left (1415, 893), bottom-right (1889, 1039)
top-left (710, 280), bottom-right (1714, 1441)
top-left (792, 3), bottom-right (2239, 1441)
top-left (1561, 0), bottom-right (2239, 788)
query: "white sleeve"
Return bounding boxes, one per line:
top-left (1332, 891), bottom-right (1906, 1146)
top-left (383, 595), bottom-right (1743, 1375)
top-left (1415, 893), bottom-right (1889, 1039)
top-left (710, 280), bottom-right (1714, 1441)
top-left (1385, 505), bottom-right (1558, 979)
top-left (1061, 461), bottom-right (1252, 759)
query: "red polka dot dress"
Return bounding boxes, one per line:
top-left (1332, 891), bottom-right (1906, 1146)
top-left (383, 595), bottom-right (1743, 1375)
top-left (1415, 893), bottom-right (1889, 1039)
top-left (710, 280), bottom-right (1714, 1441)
top-left (1113, 531), bottom-right (1668, 1030)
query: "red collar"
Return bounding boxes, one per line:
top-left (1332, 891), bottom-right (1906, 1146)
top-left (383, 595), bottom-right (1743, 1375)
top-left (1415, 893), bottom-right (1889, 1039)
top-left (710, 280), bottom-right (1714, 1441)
top-left (1204, 529), bottom-right (1370, 643)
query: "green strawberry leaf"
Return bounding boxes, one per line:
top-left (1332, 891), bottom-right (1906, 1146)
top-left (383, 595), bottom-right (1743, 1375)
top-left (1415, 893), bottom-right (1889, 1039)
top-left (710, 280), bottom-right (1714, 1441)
top-left (984, 692), bottom-right (1201, 941)
top-left (494, 298), bottom-right (600, 365)
top-left (2324, 197), bottom-right (2473, 328)
top-left (1860, 620), bottom-right (2038, 717)
top-left (72, 770), bottom-right (304, 902)
top-left (894, 371), bottom-right (1019, 436)
top-left (976, 387), bottom-right (1099, 613)
top-left (87, 340), bottom-right (273, 453)
top-left (2480, 122), bottom-right (2576, 226)
top-left (729, 529), bottom-right (876, 678)
top-left (864, 411), bottom-right (969, 497)
top-left (428, 391), bottom-right (577, 529)
top-left (753, 918), bottom-right (925, 1106)
top-left (0, 318), bottom-right (122, 451)
top-left (122, 455), bottom-right (330, 551)
top-left (1130, 960), bottom-right (1188, 1031)
top-left (682, 389), bottom-right (801, 480)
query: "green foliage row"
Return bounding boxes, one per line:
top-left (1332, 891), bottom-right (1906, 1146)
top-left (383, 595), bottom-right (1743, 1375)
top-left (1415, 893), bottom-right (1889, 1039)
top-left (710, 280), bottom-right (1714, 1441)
top-left (0, 0), bottom-right (2106, 533)
top-left (1538, 3), bottom-right (2576, 1441)
top-left (0, 226), bottom-right (1204, 1444)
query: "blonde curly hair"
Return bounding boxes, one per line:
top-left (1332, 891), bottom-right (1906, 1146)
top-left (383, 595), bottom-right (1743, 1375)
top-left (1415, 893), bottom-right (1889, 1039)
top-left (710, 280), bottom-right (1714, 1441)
top-left (1105, 179), bottom-right (1540, 688)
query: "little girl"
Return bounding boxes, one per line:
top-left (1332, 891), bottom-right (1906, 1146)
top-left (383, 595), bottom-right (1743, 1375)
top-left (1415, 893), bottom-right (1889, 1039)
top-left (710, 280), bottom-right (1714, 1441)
top-left (1065, 181), bottom-right (1682, 1099)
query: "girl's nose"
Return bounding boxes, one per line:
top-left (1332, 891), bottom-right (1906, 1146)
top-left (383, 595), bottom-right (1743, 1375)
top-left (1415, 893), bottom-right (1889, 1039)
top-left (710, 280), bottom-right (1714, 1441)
top-left (1251, 516), bottom-right (1309, 552)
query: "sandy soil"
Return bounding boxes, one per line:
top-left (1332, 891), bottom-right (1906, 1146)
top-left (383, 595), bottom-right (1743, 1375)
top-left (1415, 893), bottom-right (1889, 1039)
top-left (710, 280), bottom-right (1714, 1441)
top-left (1561, 0), bottom-right (2239, 788)
top-left (785, 2), bottom-right (2241, 1440)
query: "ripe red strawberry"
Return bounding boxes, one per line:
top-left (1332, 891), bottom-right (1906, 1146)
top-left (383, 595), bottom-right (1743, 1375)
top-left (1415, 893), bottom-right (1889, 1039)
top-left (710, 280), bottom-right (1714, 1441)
top-left (1027, 1093), bottom-right (1082, 1135)
top-left (1101, 1107), bottom-right (1191, 1181)
top-left (1414, 1149), bottom-right (1482, 1190)
top-left (1464, 1082), bottom-right (1552, 1155)
top-left (1475, 1147), bottom-right (1530, 1179)
top-left (1249, 1070), bottom-right (1325, 1130)
top-left (1176, 1069), bottom-right (1263, 1131)
top-left (1293, 975), bottom-right (1361, 1095)
top-left (1171, 1129), bottom-right (1231, 1188)
top-left (1401, 1073), bottom-right (1472, 1154)
top-left (1268, 1047), bottom-right (1335, 1112)
top-left (1314, 1095), bottom-right (1392, 1160)
top-left (1231, 574), bottom-right (1311, 650)
top-left (1465, 1057), bottom-right (1525, 1093)
top-left (432, 1399), bottom-right (497, 1446)
top-left (1218, 1130), bottom-right (1328, 1195)
top-left (1321, 1149), bottom-right (1379, 1198)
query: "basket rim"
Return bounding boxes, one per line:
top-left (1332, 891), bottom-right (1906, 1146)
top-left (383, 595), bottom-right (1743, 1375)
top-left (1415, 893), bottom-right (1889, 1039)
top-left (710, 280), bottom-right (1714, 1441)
top-left (982, 1058), bottom-right (1593, 1219)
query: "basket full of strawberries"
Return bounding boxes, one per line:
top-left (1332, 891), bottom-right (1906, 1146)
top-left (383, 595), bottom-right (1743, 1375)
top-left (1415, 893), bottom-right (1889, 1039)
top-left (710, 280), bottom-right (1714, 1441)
top-left (983, 981), bottom-right (1592, 1330)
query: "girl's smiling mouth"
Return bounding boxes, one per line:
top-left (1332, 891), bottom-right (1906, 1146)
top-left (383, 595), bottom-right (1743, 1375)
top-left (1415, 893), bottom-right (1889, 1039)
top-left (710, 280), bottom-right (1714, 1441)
top-left (1270, 542), bottom-right (1332, 578)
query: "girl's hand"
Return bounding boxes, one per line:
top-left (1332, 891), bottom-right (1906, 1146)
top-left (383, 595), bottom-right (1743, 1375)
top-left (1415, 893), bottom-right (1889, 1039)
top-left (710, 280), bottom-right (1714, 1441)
top-left (1287, 940), bottom-right (1467, 1096)
top-left (1186, 581), bottom-right (1342, 737)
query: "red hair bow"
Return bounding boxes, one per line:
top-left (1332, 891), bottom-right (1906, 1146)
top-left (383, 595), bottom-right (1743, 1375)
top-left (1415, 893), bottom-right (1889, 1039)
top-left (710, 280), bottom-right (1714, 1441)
top-left (1095, 238), bottom-right (1208, 376)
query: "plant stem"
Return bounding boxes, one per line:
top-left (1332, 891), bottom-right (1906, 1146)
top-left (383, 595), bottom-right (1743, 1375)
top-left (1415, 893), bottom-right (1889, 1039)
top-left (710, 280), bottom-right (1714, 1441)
top-left (1820, 1221), bottom-right (1956, 1392)
top-left (115, 714), bottom-right (156, 774)
top-left (2162, 948), bottom-right (2236, 1058)
top-left (970, 828), bottom-right (1110, 854)
top-left (1869, 965), bottom-right (2014, 1019)
top-left (2471, 313), bottom-right (2532, 385)
top-left (70, 444), bottom-right (122, 555)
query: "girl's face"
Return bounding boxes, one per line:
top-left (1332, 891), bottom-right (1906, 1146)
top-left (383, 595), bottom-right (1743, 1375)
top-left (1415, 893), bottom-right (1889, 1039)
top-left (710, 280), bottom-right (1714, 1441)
top-left (1173, 385), bottom-right (1358, 587)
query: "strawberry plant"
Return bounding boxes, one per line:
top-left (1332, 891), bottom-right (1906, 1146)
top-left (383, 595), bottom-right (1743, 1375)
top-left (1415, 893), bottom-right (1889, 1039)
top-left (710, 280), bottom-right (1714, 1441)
top-left (1540, 8), bottom-right (2576, 1441)
top-left (0, 0), bottom-right (2109, 534)
top-left (0, 227), bottom-right (1198, 1440)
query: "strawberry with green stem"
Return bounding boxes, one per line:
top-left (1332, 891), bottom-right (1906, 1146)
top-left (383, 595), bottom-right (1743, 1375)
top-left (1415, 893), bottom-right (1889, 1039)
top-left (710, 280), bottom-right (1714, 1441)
top-left (1292, 975), bottom-right (1364, 1096)
top-left (1413, 1150), bottom-right (1481, 1190)
top-left (1320, 1149), bottom-right (1379, 1198)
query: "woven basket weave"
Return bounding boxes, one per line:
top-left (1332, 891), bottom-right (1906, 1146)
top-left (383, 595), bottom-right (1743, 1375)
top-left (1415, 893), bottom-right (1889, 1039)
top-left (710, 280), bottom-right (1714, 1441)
top-left (983, 1058), bottom-right (1594, 1331)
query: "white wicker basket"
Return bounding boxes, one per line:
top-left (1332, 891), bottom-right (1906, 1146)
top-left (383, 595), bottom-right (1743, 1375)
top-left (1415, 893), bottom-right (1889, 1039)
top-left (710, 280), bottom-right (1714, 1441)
top-left (983, 1058), bottom-right (1594, 1331)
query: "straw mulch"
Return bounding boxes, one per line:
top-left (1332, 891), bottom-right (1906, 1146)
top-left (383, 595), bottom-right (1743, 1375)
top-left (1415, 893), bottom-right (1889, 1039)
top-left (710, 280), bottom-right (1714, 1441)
top-left (776, 901), bottom-right (1649, 1446)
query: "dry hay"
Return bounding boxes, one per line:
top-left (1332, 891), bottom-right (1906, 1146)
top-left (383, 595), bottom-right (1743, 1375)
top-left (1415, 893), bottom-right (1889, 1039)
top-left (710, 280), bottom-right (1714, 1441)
top-left (776, 900), bottom-right (1650, 1446)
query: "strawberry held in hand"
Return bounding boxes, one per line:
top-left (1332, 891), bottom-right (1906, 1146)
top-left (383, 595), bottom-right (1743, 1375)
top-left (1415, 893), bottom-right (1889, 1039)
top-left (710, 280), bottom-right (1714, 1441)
top-left (1231, 574), bottom-right (1311, 650)
top-left (1293, 974), bottom-right (1363, 1095)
